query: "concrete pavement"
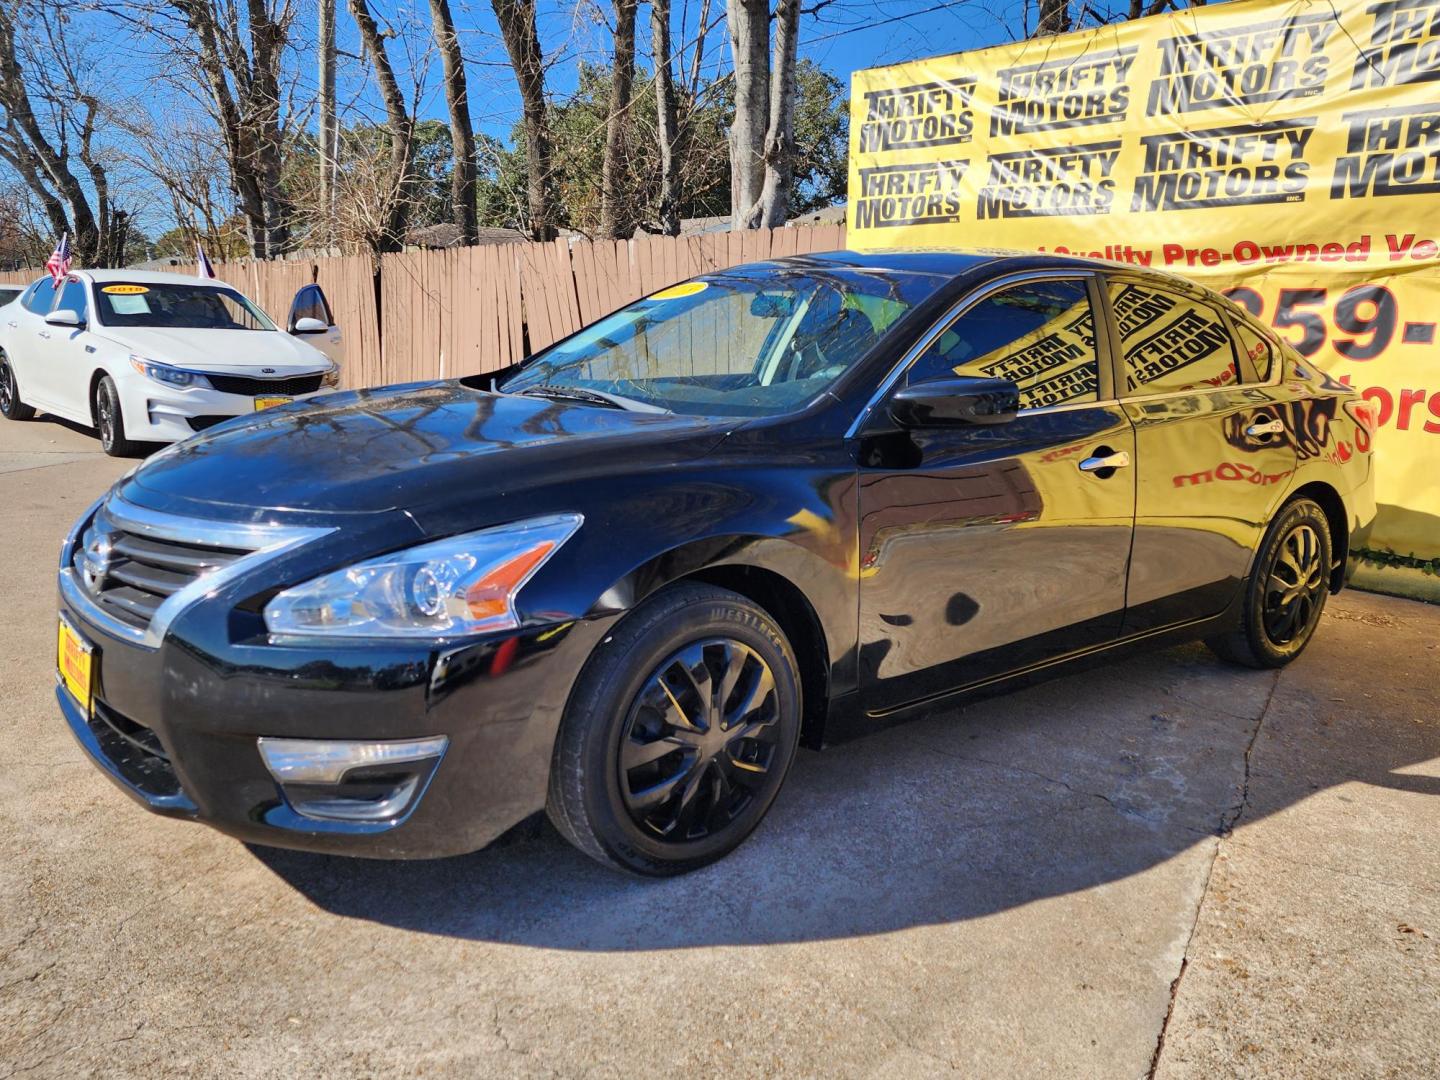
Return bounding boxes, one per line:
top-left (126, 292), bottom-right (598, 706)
top-left (1, 414), bottom-right (1437, 1078)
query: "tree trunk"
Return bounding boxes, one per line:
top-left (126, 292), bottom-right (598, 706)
top-left (318, 0), bottom-right (338, 247)
top-left (744, 0), bottom-right (799, 229)
top-left (1037, 0), bottom-right (1071, 35)
top-left (492, 0), bottom-right (556, 241)
top-left (651, 0), bottom-right (681, 235)
top-left (349, 0), bottom-right (417, 253)
top-left (599, 0), bottom-right (638, 239)
top-left (725, 0), bottom-right (769, 228)
top-left (428, 0), bottom-right (478, 245)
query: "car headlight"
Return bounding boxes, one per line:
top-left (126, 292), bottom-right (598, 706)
top-left (321, 362), bottom-right (341, 388)
top-left (129, 354), bottom-right (211, 390)
top-left (263, 514), bottom-right (582, 640)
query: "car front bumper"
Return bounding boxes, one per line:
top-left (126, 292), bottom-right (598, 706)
top-left (56, 587), bottom-right (614, 859)
top-left (118, 376), bottom-right (332, 443)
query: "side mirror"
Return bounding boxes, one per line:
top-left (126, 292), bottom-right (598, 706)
top-left (292, 316), bottom-right (328, 334)
top-left (45, 308), bottom-right (85, 329)
top-left (887, 376), bottom-right (1020, 428)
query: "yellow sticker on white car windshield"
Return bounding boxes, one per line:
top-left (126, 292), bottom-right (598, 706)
top-left (648, 281), bottom-right (707, 301)
top-left (101, 284), bottom-right (149, 295)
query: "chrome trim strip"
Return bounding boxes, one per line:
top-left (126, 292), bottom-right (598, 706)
top-left (845, 270), bottom-right (1096, 439)
top-left (59, 493), bottom-right (334, 649)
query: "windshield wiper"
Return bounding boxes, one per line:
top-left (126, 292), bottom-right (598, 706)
top-left (513, 383), bottom-right (669, 414)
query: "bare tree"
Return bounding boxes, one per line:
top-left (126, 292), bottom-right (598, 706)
top-left (725, 0), bottom-right (768, 227)
top-left (347, 0), bottom-right (417, 252)
top-left (427, 0), bottom-right (478, 245)
top-left (492, 0), bottom-right (557, 240)
top-left (651, 0), bottom-right (681, 235)
top-left (1036, 0), bottom-right (1071, 35)
top-left (170, 0), bottom-right (295, 258)
top-left (599, 0), bottom-right (638, 239)
top-left (318, 0), bottom-right (338, 247)
top-left (0, 3), bottom-right (126, 264)
top-left (746, 0), bottom-right (798, 228)
top-left (727, 0), bottom-right (801, 229)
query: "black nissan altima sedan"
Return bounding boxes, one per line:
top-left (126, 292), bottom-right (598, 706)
top-left (53, 250), bottom-right (1376, 875)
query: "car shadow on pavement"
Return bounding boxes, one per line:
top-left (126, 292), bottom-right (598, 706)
top-left (251, 635), bottom-right (1440, 951)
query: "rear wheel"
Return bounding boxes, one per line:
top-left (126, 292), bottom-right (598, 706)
top-left (94, 375), bottom-right (140, 457)
top-left (1207, 497), bottom-right (1332, 669)
top-left (0, 351), bottom-right (35, 421)
top-left (547, 582), bottom-right (802, 876)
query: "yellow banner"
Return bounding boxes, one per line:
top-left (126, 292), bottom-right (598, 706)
top-left (848, 0), bottom-right (1440, 563)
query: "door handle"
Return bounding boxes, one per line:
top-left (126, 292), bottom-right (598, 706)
top-left (1246, 419), bottom-right (1284, 437)
top-left (37, 330), bottom-right (50, 339)
top-left (6, 321), bottom-right (15, 328)
top-left (1078, 450), bottom-right (1130, 473)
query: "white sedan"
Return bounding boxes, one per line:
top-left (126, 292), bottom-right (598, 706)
top-left (0, 270), bottom-right (343, 456)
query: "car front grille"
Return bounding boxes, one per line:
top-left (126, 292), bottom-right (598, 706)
top-left (73, 506), bottom-right (250, 632)
top-left (206, 372), bottom-right (324, 397)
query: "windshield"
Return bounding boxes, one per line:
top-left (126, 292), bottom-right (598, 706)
top-left (93, 282), bottom-right (277, 331)
top-left (498, 267), bottom-right (945, 417)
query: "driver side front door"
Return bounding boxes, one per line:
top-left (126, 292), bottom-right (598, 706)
top-left (855, 272), bottom-right (1136, 715)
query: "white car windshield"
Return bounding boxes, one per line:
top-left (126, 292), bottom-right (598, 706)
top-left (499, 267), bottom-right (945, 418)
top-left (93, 283), bottom-right (277, 332)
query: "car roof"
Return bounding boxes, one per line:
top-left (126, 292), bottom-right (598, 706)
top-left (66, 268), bottom-right (246, 291)
top-left (759, 247), bottom-right (1206, 291)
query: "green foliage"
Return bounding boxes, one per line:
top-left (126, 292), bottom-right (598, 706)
top-left (1355, 548), bottom-right (1440, 577)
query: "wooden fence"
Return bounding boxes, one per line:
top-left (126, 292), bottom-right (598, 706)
top-left (2, 223), bottom-right (848, 391)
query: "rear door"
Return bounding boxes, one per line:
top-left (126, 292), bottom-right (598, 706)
top-left (1102, 274), bottom-right (1297, 632)
top-left (857, 271), bottom-right (1136, 713)
top-left (287, 284), bottom-right (344, 365)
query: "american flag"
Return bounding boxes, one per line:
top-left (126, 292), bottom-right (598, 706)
top-left (45, 233), bottom-right (71, 288)
top-left (196, 241), bottom-right (216, 279)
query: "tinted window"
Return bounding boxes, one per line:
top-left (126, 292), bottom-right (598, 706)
top-left (1232, 320), bottom-right (1276, 382)
top-left (501, 268), bottom-right (945, 418)
top-left (56, 279), bottom-right (88, 321)
top-left (907, 278), bottom-right (1100, 410)
top-left (0, 287), bottom-right (21, 307)
top-left (93, 282), bottom-right (275, 331)
top-left (290, 284), bottom-right (332, 328)
top-left (22, 279), bottom-right (54, 314)
top-left (1109, 281), bottom-right (1238, 394)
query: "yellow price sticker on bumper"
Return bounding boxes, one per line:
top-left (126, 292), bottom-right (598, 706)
top-left (254, 396), bottom-right (292, 412)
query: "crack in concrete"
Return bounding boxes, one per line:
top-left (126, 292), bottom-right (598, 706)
top-left (1144, 668), bottom-right (1282, 1080)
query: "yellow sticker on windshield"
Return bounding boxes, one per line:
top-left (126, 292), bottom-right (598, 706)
top-left (648, 281), bottom-right (707, 301)
top-left (101, 284), bottom-right (149, 295)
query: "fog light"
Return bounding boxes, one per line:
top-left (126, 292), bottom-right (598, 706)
top-left (257, 736), bottom-right (447, 823)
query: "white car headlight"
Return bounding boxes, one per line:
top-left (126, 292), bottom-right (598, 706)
top-left (130, 354), bottom-right (211, 390)
top-left (263, 514), bottom-right (582, 640)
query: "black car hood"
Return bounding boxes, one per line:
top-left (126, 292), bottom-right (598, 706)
top-left (127, 382), bottom-right (734, 516)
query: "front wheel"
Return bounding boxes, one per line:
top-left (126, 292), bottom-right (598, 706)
top-left (94, 375), bottom-right (140, 457)
top-left (547, 582), bottom-right (803, 876)
top-left (1207, 497), bottom-right (1333, 669)
top-left (0, 351), bottom-right (36, 421)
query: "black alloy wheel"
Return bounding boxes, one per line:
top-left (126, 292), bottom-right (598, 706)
top-left (1261, 522), bottom-right (1327, 647)
top-left (1208, 497), bottom-right (1333, 669)
top-left (547, 582), bottom-right (802, 876)
top-left (94, 375), bottom-right (139, 457)
top-left (0, 352), bottom-right (35, 421)
top-left (619, 638), bottom-right (781, 841)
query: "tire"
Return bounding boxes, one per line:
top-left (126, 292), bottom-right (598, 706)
top-left (1207, 497), bottom-right (1333, 669)
top-left (546, 582), bottom-right (803, 876)
top-left (0, 351), bottom-right (36, 421)
top-left (94, 375), bottom-right (140, 457)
